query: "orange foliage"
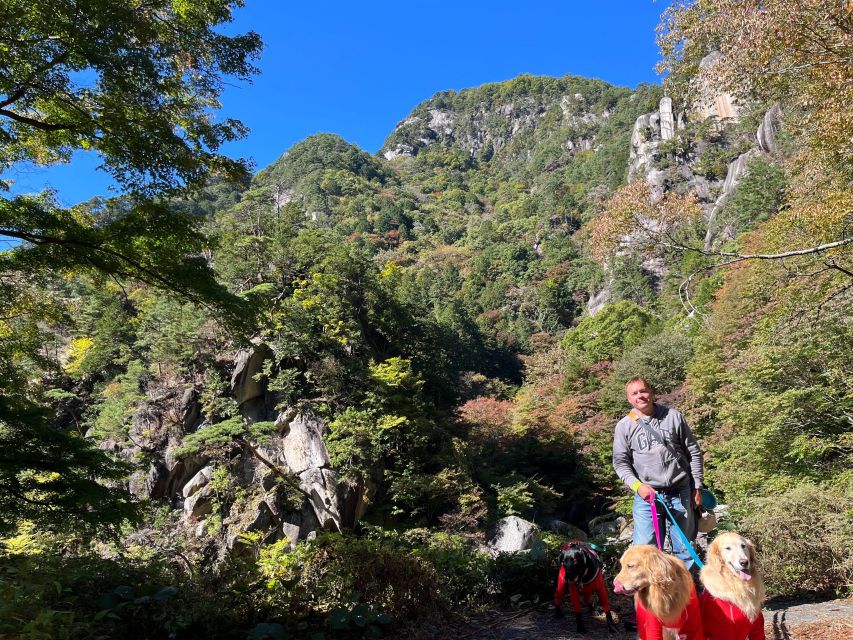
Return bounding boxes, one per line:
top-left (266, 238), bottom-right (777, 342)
top-left (588, 181), bottom-right (701, 263)
top-left (457, 397), bottom-right (515, 445)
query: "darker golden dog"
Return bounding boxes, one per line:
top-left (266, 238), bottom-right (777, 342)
top-left (613, 545), bottom-right (703, 640)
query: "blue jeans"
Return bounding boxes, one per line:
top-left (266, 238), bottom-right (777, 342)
top-left (632, 485), bottom-right (697, 569)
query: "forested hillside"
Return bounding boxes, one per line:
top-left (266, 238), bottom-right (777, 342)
top-left (2, 2), bottom-right (851, 639)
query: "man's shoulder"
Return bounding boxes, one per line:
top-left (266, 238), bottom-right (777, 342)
top-left (615, 414), bottom-right (634, 430)
top-left (655, 404), bottom-right (683, 422)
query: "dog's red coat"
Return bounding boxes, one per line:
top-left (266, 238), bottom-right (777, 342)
top-left (636, 585), bottom-right (703, 640)
top-left (699, 591), bottom-right (765, 640)
top-left (553, 566), bottom-right (611, 613)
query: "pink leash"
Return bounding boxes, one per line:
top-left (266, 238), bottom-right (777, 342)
top-left (648, 491), bottom-right (662, 549)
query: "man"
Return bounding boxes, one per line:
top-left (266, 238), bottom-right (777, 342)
top-left (612, 377), bottom-right (704, 569)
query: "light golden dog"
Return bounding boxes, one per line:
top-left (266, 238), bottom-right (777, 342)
top-left (614, 545), bottom-right (703, 640)
top-left (700, 532), bottom-right (765, 638)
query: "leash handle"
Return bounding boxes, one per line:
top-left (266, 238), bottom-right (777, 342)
top-left (647, 491), bottom-right (662, 549)
top-left (655, 496), bottom-right (705, 568)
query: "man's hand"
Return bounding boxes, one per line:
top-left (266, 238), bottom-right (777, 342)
top-left (637, 484), bottom-right (654, 500)
top-left (693, 489), bottom-right (702, 506)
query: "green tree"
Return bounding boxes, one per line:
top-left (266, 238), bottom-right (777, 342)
top-left (0, 0), bottom-right (261, 536)
top-left (560, 301), bottom-right (657, 363)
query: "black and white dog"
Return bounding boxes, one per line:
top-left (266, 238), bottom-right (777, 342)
top-left (553, 541), bottom-right (617, 633)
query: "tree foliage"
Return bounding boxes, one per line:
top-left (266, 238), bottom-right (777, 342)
top-left (0, 0), bottom-right (260, 537)
top-left (0, 0), bottom-right (261, 194)
top-left (658, 0), bottom-right (853, 177)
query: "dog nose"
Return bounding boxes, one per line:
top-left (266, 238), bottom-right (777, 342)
top-left (739, 559), bottom-right (750, 568)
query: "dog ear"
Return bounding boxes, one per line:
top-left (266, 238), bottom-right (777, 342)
top-left (707, 537), bottom-right (724, 571)
top-left (745, 536), bottom-right (758, 567)
top-left (646, 549), bottom-right (674, 586)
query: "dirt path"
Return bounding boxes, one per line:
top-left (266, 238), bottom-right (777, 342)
top-left (395, 597), bottom-right (853, 640)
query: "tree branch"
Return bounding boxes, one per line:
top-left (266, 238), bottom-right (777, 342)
top-left (0, 107), bottom-right (73, 131)
top-left (657, 236), bottom-right (853, 262)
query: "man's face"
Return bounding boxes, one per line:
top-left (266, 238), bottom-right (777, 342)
top-left (626, 380), bottom-right (655, 415)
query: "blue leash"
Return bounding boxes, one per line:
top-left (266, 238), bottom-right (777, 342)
top-left (655, 496), bottom-right (705, 569)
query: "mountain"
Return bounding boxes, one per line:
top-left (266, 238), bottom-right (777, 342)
top-left (9, 67), bottom-right (850, 639)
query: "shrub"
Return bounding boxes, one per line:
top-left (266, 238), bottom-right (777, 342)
top-left (719, 156), bottom-right (786, 231)
top-left (560, 301), bottom-right (657, 364)
top-left (257, 534), bottom-right (443, 623)
top-left (598, 329), bottom-right (694, 417)
top-left (739, 482), bottom-right (853, 596)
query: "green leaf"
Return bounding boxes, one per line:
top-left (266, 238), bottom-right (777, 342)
top-left (329, 607), bottom-right (350, 630)
top-left (247, 622), bottom-right (287, 640)
top-left (154, 586), bottom-right (178, 601)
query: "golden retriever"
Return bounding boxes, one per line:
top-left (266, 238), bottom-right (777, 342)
top-left (700, 532), bottom-right (765, 639)
top-left (614, 545), bottom-right (703, 640)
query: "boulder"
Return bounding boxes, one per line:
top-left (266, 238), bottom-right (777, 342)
top-left (277, 410), bottom-right (330, 474)
top-left (128, 448), bottom-right (206, 501)
top-left (298, 467), bottom-right (342, 532)
top-left (182, 465), bottom-right (214, 498)
top-left (161, 446), bottom-right (208, 500)
top-left (230, 344), bottom-right (272, 406)
top-left (590, 514), bottom-right (629, 538)
top-left (183, 484), bottom-right (213, 521)
top-left (488, 516), bottom-right (540, 554)
top-left (548, 520), bottom-right (588, 540)
top-left (280, 522), bottom-right (301, 548)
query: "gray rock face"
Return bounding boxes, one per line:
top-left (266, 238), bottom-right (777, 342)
top-left (381, 88), bottom-right (608, 163)
top-left (586, 285), bottom-right (612, 317)
top-left (703, 150), bottom-right (756, 250)
top-left (245, 501), bottom-right (274, 532)
top-left (230, 344), bottom-right (272, 407)
top-left (659, 97), bottom-right (675, 141)
top-left (182, 465), bottom-right (214, 498)
top-left (756, 104), bottom-right (782, 154)
top-left (298, 467), bottom-right (342, 532)
top-left (488, 516), bottom-right (540, 553)
top-left (277, 411), bottom-right (330, 474)
top-left (179, 386), bottom-right (200, 431)
top-left (693, 52), bottom-right (740, 121)
top-left (628, 112), bottom-right (662, 184)
top-left (243, 410), bottom-right (344, 535)
top-left (183, 484), bottom-right (213, 520)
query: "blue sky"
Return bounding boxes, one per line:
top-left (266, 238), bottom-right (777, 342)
top-left (5, 1), bottom-right (669, 206)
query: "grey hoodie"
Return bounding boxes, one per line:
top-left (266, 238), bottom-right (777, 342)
top-left (612, 403), bottom-right (703, 491)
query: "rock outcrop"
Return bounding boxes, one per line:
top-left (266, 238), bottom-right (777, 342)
top-left (627, 96), bottom-right (683, 188)
top-left (230, 343), bottom-right (274, 416)
top-left (487, 516), bottom-right (540, 554)
top-left (182, 465), bottom-right (214, 498)
top-left (757, 103), bottom-right (782, 154)
top-left (659, 96), bottom-right (675, 141)
top-left (692, 52), bottom-right (740, 122)
top-left (380, 77), bottom-right (612, 163)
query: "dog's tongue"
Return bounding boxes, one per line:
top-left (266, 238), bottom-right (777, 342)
top-left (736, 570), bottom-right (752, 581)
